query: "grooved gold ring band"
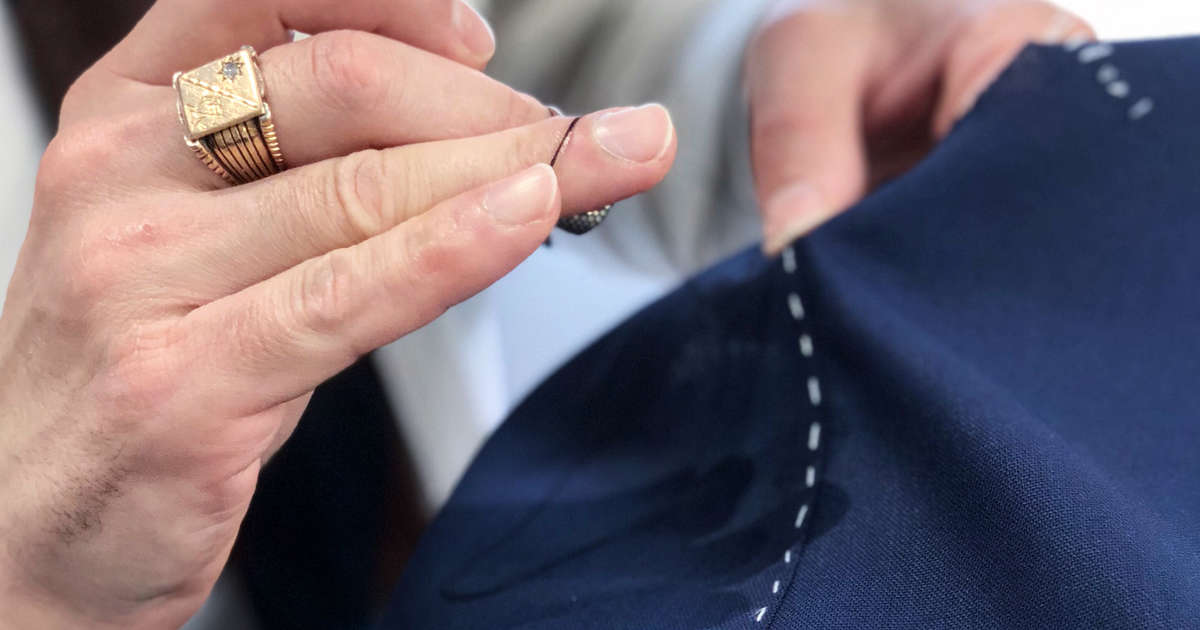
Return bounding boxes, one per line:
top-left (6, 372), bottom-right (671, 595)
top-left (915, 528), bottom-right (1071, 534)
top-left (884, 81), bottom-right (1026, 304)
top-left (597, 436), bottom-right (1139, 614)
top-left (174, 46), bottom-right (286, 185)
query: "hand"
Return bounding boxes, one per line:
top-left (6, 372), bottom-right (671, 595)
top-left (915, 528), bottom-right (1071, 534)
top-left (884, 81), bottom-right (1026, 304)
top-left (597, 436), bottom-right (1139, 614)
top-left (747, 0), bottom-right (1094, 253)
top-left (0, 0), bottom-right (677, 627)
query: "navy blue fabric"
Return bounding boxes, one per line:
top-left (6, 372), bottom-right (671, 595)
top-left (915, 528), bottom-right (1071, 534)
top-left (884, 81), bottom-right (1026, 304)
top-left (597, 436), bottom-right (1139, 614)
top-left (381, 39), bottom-right (1200, 629)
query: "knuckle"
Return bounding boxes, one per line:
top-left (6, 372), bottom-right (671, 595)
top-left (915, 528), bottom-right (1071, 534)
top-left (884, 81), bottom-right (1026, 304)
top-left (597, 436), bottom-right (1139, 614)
top-left (58, 71), bottom-right (108, 123)
top-left (295, 248), bottom-right (359, 335)
top-left (308, 30), bottom-right (391, 113)
top-left (403, 232), bottom-right (455, 287)
top-left (751, 113), bottom-right (819, 153)
top-left (394, 221), bottom-right (470, 319)
top-left (39, 114), bottom-right (143, 194)
top-left (38, 127), bottom-right (99, 194)
top-left (331, 150), bottom-right (395, 240)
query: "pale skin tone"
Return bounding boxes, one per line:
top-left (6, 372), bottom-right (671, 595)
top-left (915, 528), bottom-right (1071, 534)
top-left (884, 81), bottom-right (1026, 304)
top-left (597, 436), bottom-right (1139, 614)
top-left (0, 0), bottom-right (1087, 627)
top-left (752, 0), bottom-right (1093, 253)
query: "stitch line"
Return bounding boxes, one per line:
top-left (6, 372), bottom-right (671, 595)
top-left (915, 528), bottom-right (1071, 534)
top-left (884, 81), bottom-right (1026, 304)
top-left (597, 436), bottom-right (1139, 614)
top-left (1073, 41), bottom-right (1155, 121)
top-left (1063, 35), bottom-right (1089, 52)
top-left (1077, 43), bottom-right (1113, 64)
top-left (788, 293), bottom-right (805, 320)
top-left (756, 246), bottom-right (827, 625)
top-left (1129, 98), bottom-right (1154, 120)
top-left (782, 248), bottom-right (798, 274)
top-left (807, 377), bottom-right (822, 406)
top-left (794, 504), bottom-right (809, 528)
top-left (1096, 63), bottom-right (1119, 84)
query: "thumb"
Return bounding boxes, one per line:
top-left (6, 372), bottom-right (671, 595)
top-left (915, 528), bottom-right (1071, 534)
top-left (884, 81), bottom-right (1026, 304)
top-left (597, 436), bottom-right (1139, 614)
top-left (748, 8), bottom-right (873, 255)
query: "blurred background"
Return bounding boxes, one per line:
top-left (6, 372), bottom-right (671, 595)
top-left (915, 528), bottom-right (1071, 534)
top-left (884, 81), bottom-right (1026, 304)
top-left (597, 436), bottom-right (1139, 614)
top-left (1, 1), bottom-right (1199, 628)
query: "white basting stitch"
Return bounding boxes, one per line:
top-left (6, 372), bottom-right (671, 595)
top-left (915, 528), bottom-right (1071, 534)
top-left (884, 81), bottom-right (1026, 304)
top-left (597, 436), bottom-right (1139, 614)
top-left (1063, 35), bottom-right (1089, 52)
top-left (787, 293), bottom-right (805, 320)
top-left (1107, 81), bottom-right (1130, 98)
top-left (1078, 43), bottom-right (1113, 64)
top-left (799, 334), bottom-right (814, 357)
top-left (762, 279), bottom-right (829, 626)
top-left (1130, 98), bottom-right (1154, 120)
top-left (782, 247), bottom-right (798, 274)
top-left (1096, 63), bottom-right (1119, 84)
top-left (794, 504), bottom-right (809, 528)
top-left (807, 376), bottom-right (822, 406)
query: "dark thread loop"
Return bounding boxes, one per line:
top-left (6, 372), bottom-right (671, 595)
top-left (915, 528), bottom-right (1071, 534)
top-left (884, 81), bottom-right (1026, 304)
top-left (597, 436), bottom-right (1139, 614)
top-left (549, 116), bottom-right (584, 169)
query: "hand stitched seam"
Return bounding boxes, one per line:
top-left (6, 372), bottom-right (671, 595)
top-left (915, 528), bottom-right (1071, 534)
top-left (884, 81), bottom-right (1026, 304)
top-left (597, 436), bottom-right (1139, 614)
top-left (752, 244), bottom-right (827, 627)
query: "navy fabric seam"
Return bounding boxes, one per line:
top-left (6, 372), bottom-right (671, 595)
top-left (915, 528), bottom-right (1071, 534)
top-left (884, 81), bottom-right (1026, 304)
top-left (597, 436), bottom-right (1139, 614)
top-left (755, 242), bottom-right (828, 628)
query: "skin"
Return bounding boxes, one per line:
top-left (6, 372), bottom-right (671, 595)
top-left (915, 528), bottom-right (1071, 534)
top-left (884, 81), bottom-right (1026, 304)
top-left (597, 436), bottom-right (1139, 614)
top-left (0, 0), bottom-right (1093, 627)
top-left (0, 1), bottom-right (675, 627)
top-left (750, 0), bottom-right (1094, 253)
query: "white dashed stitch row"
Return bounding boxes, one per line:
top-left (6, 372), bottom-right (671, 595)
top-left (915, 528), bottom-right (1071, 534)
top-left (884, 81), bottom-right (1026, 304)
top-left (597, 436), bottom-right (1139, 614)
top-left (1073, 42), bottom-right (1154, 121)
top-left (782, 247), bottom-right (798, 275)
top-left (755, 246), bottom-right (824, 624)
top-left (794, 504), bottom-right (809, 528)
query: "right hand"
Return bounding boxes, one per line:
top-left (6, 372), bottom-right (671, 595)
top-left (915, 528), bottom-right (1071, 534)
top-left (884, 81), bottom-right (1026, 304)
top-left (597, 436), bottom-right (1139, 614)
top-left (0, 1), bottom-right (677, 627)
top-left (746, 0), bottom-right (1093, 253)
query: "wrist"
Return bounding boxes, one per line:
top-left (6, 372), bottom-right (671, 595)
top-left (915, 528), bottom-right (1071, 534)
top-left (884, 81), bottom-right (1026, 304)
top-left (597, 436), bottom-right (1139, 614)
top-left (0, 574), bottom-right (184, 630)
top-left (0, 501), bottom-right (172, 630)
top-left (0, 572), bottom-right (87, 630)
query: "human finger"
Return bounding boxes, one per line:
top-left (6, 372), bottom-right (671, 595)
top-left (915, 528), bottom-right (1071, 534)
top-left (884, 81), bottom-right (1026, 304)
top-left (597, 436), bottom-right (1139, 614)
top-left (179, 164), bottom-right (561, 416)
top-left (747, 8), bottom-right (874, 254)
top-left (101, 0), bottom-right (496, 86)
top-left (171, 104), bottom-right (675, 296)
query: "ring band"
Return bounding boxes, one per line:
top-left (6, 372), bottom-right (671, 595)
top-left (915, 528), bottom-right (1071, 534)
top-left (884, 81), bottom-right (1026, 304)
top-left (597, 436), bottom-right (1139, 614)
top-left (174, 46), bottom-right (285, 185)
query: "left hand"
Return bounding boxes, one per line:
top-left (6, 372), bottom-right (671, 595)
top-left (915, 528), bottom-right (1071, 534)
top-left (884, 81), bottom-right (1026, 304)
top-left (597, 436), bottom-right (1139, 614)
top-left (0, 1), bottom-right (677, 626)
top-left (747, 0), bottom-right (1095, 253)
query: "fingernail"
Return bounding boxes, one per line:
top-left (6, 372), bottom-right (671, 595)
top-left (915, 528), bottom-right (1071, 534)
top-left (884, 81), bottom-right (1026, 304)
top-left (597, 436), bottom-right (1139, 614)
top-left (593, 104), bottom-right (673, 163)
top-left (453, 1), bottom-right (496, 60)
top-left (484, 164), bottom-right (558, 226)
top-left (1039, 11), bottom-right (1084, 44)
top-left (762, 182), bottom-right (829, 255)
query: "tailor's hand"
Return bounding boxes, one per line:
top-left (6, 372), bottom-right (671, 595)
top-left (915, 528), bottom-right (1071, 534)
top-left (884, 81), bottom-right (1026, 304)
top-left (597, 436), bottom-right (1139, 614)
top-left (0, 0), bottom-right (676, 627)
top-left (748, 0), bottom-right (1093, 253)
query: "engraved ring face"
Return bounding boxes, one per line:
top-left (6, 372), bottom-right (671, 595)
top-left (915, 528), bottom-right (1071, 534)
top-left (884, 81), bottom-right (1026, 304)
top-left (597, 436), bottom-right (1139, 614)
top-left (173, 47), bottom-right (266, 141)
